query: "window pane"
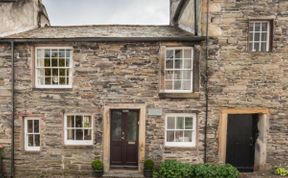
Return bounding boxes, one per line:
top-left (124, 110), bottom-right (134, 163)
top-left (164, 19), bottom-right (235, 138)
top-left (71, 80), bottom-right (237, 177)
top-left (255, 23), bottom-right (261, 31)
top-left (45, 68), bottom-right (51, 76)
top-left (52, 49), bottom-right (58, 58)
top-left (28, 134), bottom-right (33, 146)
top-left (254, 32), bottom-right (260, 41)
top-left (249, 23), bottom-right (254, 31)
top-left (184, 49), bottom-right (191, 58)
top-left (175, 49), bottom-right (182, 58)
top-left (166, 131), bottom-right (174, 142)
top-left (175, 131), bottom-right (183, 142)
top-left (37, 57), bottom-right (44, 67)
top-left (59, 77), bottom-right (65, 85)
top-left (174, 71), bottom-right (181, 79)
top-left (182, 71), bottom-right (191, 79)
top-left (52, 58), bottom-right (58, 67)
top-left (59, 49), bottom-right (65, 57)
top-left (59, 58), bottom-right (65, 67)
top-left (52, 76), bottom-right (58, 85)
top-left (83, 116), bottom-right (91, 128)
top-left (34, 134), bottom-right (40, 146)
top-left (66, 58), bottom-right (70, 67)
top-left (127, 111), bottom-right (137, 142)
top-left (44, 58), bottom-right (50, 67)
top-left (254, 43), bottom-right (260, 52)
top-left (184, 131), bottom-right (192, 142)
top-left (84, 130), bottom-right (92, 140)
top-left (261, 43), bottom-right (267, 51)
top-left (184, 59), bottom-right (192, 69)
top-left (183, 81), bottom-right (191, 90)
top-left (66, 49), bottom-right (71, 57)
top-left (176, 117), bottom-right (184, 129)
top-left (76, 129), bottom-right (83, 140)
top-left (34, 120), bottom-right (39, 133)
top-left (45, 77), bottom-right (51, 85)
top-left (165, 71), bottom-right (173, 80)
top-left (111, 112), bottom-right (122, 140)
top-left (185, 117), bottom-right (193, 129)
top-left (28, 120), bottom-right (33, 133)
top-left (167, 117), bottom-right (175, 129)
top-left (45, 49), bottom-right (50, 58)
top-left (262, 23), bottom-right (268, 31)
top-left (249, 32), bottom-right (253, 42)
top-left (166, 50), bottom-right (174, 59)
top-left (67, 129), bottom-right (75, 140)
top-left (165, 81), bottom-right (173, 90)
top-left (76, 116), bottom-right (83, 127)
top-left (174, 81), bottom-right (181, 90)
top-left (261, 32), bottom-right (267, 41)
top-left (249, 43), bottom-right (253, 51)
top-left (175, 59), bottom-right (182, 69)
top-left (166, 59), bottom-right (173, 69)
top-left (67, 116), bottom-right (74, 127)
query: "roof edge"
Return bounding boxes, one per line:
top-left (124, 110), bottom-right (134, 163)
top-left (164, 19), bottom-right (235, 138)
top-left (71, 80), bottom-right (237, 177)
top-left (0, 36), bottom-right (206, 43)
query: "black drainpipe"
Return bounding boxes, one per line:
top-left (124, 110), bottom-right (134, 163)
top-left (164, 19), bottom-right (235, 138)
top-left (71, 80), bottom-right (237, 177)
top-left (10, 41), bottom-right (15, 178)
top-left (194, 0), bottom-right (198, 36)
top-left (204, 0), bottom-right (210, 163)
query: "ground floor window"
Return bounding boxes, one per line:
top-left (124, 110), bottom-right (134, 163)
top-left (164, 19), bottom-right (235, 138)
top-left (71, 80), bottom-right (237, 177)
top-left (24, 118), bottom-right (40, 151)
top-left (64, 114), bottom-right (93, 145)
top-left (165, 113), bottom-right (196, 147)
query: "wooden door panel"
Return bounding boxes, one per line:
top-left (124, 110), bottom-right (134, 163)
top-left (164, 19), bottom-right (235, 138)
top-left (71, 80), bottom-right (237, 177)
top-left (110, 109), bottom-right (139, 167)
top-left (226, 114), bottom-right (258, 172)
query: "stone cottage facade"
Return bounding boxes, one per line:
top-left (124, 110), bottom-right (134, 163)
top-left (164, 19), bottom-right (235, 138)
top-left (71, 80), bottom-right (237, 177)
top-left (0, 0), bottom-right (287, 177)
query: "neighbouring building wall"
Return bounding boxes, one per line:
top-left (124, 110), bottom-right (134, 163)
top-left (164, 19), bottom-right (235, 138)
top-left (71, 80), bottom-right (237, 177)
top-left (202, 0), bottom-right (288, 169)
top-left (170, 0), bottom-right (202, 35)
top-left (0, 0), bottom-right (50, 37)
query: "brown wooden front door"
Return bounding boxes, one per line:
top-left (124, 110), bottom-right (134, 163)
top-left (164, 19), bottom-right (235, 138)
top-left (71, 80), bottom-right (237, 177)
top-left (110, 109), bottom-right (139, 168)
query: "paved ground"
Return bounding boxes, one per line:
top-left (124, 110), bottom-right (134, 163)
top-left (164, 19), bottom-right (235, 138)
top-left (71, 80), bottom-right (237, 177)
top-left (241, 171), bottom-right (283, 178)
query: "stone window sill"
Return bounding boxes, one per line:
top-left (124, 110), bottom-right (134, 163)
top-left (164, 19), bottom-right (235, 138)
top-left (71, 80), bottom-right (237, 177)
top-left (159, 92), bottom-right (200, 99)
top-left (164, 146), bottom-right (197, 151)
top-left (63, 145), bottom-right (94, 149)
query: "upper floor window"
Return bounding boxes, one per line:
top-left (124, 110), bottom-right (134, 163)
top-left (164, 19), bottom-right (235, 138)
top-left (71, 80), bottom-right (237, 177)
top-left (164, 47), bottom-right (193, 93)
top-left (249, 21), bottom-right (271, 52)
top-left (165, 113), bottom-right (197, 147)
top-left (24, 117), bottom-right (41, 151)
top-left (35, 47), bottom-right (73, 88)
top-left (64, 114), bottom-right (93, 145)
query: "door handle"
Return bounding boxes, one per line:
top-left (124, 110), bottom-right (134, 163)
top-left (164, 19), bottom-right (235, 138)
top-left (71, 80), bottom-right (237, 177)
top-left (121, 136), bottom-right (125, 140)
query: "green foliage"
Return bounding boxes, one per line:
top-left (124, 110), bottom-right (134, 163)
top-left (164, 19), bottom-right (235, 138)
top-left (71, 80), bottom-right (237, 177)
top-left (275, 167), bottom-right (288, 177)
top-left (91, 159), bottom-right (103, 171)
top-left (144, 159), bottom-right (155, 170)
top-left (153, 160), bottom-right (240, 178)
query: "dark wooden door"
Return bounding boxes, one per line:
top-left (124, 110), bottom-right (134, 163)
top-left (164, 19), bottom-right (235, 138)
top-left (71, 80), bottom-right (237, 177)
top-left (110, 109), bottom-right (139, 168)
top-left (226, 114), bottom-right (258, 172)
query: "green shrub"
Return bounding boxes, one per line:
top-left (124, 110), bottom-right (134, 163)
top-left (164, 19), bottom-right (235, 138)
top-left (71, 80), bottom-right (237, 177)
top-left (144, 159), bottom-right (155, 170)
top-left (153, 160), bottom-right (240, 178)
top-left (91, 159), bottom-right (103, 171)
top-left (275, 167), bottom-right (288, 177)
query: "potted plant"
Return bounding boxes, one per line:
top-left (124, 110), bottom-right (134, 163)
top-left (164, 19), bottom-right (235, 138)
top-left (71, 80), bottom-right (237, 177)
top-left (91, 159), bottom-right (104, 177)
top-left (143, 159), bottom-right (154, 178)
top-left (0, 144), bottom-right (4, 178)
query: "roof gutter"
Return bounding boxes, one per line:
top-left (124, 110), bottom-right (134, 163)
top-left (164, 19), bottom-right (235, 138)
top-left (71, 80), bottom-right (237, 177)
top-left (0, 36), bottom-right (206, 43)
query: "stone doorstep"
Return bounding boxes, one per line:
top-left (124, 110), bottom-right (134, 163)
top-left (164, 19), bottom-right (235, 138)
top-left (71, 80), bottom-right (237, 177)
top-left (103, 169), bottom-right (144, 178)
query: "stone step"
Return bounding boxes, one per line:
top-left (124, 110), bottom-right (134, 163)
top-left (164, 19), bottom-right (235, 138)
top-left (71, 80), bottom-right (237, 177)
top-left (103, 169), bottom-right (144, 178)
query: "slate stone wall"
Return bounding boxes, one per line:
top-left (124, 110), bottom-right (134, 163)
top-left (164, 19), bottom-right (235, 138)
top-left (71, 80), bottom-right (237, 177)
top-left (0, 42), bottom-right (206, 177)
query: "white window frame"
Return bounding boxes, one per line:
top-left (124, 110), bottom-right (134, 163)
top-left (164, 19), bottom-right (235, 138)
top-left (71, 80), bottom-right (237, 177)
top-left (35, 47), bottom-right (73, 89)
top-left (163, 47), bottom-right (194, 93)
top-left (165, 113), bottom-right (197, 147)
top-left (64, 114), bottom-right (94, 145)
top-left (24, 117), bottom-right (41, 151)
top-left (249, 21), bottom-right (271, 52)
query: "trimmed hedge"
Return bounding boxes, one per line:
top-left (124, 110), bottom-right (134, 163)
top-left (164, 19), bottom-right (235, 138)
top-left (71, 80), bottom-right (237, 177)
top-left (153, 160), bottom-right (240, 178)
